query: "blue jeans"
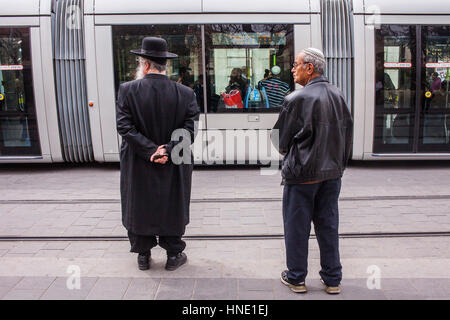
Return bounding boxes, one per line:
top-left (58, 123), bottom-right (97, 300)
top-left (282, 178), bottom-right (342, 286)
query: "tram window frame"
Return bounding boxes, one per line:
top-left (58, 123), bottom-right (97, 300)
top-left (112, 24), bottom-right (204, 110)
top-left (0, 27), bottom-right (41, 156)
top-left (111, 24), bottom-right (295, 115)
top-left (203, 24), bottom-right (295, 114)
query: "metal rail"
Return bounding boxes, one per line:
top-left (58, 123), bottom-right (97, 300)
top-left (1, 231), bottom-right (449, 242)
top-left (2, 194), bottom-right (450, 204)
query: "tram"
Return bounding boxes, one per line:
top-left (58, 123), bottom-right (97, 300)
top-left (0, 0), bottom-right (449, 163)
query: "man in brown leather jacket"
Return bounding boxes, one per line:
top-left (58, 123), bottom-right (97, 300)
top-left (273, 48), bottom-right (353, 294)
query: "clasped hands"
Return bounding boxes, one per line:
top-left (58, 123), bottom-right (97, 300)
top-left (150, 145), bottom-right (169, 164)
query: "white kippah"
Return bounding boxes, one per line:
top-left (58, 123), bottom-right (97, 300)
top-left (302, 48), bottom-right (326, 64)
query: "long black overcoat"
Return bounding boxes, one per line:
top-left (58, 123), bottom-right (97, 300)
top-left (116, 73), bottom-right (200, 236)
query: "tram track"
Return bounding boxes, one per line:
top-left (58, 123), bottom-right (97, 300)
top-left (2, 194), bottom-right (450, 204)
top-left (0, 231), bottom-right (449, 242)
top-left (1, 195), bottom-right (448, 241)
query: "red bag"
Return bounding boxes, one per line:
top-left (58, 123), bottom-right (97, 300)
top-left (221, 89), bottom-right (243, 109)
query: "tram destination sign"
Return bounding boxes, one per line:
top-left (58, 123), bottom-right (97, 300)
top-left (425, 62), bottom-right (450, 68)
top-left (213, 32), bottom-right (286, 46)
top-left (383, 62), bottom-right (412, 68)
top-left (0, 65), bottom-right (24, 71)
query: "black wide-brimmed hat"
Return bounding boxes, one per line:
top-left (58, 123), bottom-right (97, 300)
top-left (130, 37), bottom-right (178, 59)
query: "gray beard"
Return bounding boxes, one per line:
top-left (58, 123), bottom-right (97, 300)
top-left (135, 63), bottom-right (145, 80)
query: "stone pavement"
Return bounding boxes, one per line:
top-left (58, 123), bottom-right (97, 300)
top-left (0, 161), bottom-right (449, 300)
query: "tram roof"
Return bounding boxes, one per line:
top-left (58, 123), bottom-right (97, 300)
top-left (0, 0), bottom-right (51, 16)
top-left (354, 0), bottom-right (450, 15)
top-left (1, 0), bottom-right (448, 18)
top-left (91, 0), bottom-right (312, 14)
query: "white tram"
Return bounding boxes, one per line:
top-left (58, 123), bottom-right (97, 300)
top-left (0, 0), bottom-right (449, 163)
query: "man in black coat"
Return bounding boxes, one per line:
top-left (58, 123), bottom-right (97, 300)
top-left (116, 37), bottom-right (200, 271)
top-left (272, 48), bottom-right (353, 294)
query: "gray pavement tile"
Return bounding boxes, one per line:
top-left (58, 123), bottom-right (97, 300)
top-left (155, 278), bottom-right (195, 300)
top-left (409, 278), bottom-right (450, 298)
top-left (8, 242), bottom-right (46, 254)
top-left (340, 279), bottom-right (387, 300)
top-left (238, 279), bottom-right (274, 300)
top-left (0, 277), bottom-right (23, 299)
top-left (193, 278), bottom-right (238, 300)
top-left (78, 249), bottom-right (106, 258)
top-left (123, 278), bottom-right (160, 300)
top-left (14, 277), bottom-right (56, 290)
top-left (34, 250), bottom-right (63, 257)
top-left (383, 289), bottom-right (427, 300)
top-left (273, 280), bottom-right (308, 300)
top-left (43, 242), bottom-right (71, 250)
top-left (41, 277), bottom-right (98, 300)
top-left (0, 277), bottom-right (23, 288)
top-left (86, 277), bottom-right (132, 300)
top-left (380, 278), bottom-right (418, 292)
top-left (2, 289), bottom-right (46, 300)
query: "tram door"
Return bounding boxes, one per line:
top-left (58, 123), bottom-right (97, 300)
top-left (373, 25), bottom-right (450, 153)
top-left (0, 27), bottom-right (41, 156)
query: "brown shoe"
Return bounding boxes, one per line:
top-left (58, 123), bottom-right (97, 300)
top-left (280, 270), bottom-right (307, 293)
top-left (321, 279), bottom-right (341, 294)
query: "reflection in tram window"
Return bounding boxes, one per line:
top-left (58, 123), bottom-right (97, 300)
top-left (0, 28), bottom-right (40, 155)
top-left (422, 26), bottom-right (450, 145)
top-left (375, 25), bottom-right (416, 111)
top-left (382, 113), bottom-right (411, 145)
top-left (112, 25), bottom-right (203, 110)
top-left (204, 24), bottom-right (294, 113)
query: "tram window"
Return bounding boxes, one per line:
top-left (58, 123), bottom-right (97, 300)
top-left (204, 24), bottom-right (294, 113)
top-left (375, 25), bottom-right (416, 111)
top-left (374, 25), bottom-right (416, 151)
top-left (112, 25), bottom-right (204, 110)
top-left (0, 28), bottom-right (40, 156)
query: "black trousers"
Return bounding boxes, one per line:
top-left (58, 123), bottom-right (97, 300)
top-left (128, 231), bottom-right (186, 256)
top-left (282, 178), bottom-right (342, 287)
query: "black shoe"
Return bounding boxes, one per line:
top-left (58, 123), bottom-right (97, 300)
top-left (137, 252), bottom-right (150, 270)
top-left (165, 252), bottom-right (187, 271)
top-left (280, 270), bottom-right (307, 293)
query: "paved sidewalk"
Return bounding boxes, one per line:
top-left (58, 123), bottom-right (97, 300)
top-left (0, 162), bottom-right (449, 238)
top-left (1, 161), bottom-right (450, 201)
top-left (0, 237), bottom-right (449, 300)
top-left (0, 161), bottom-right (449, 300)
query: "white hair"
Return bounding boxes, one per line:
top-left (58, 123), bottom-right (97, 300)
top-left (300, 48), bottom-right (326, 75)
top-left (135, 56), bottom-right (166, 80)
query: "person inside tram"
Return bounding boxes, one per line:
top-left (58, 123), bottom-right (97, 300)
top-left (263, 68), bottom-right (270, 81)
top-left (423, 80), bottom-right (448, 143)
top-left (258, 65), bottom-right (290, 108)
top-left (431, 72), bottom-right (442, 93)
top-left (430, 80), bottom-right (448, 109)
top-left (193, 74), bottom-right (204, 112)
top-left (177, 66), bottom-right (193, 88)
top-left (375, 53), bottom-right (396, 107)
top-left (223, 67), bottom-right (248, 107)
top-left (240, 66), bottom-right (250, 84)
